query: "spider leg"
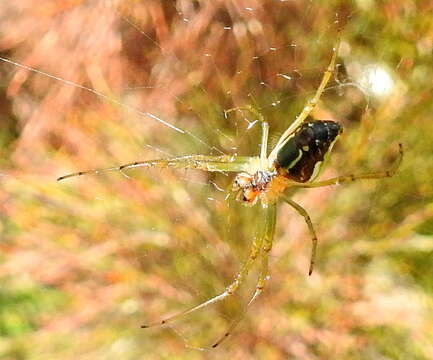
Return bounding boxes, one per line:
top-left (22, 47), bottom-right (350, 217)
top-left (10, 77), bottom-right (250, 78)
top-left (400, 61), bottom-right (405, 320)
top-left (283, 196), bottom-right (318, 275)
top-left (141, 203), bottom-right (275, 329)
top-left (57, 155), bottom-right (252, 181)
top-left (211, 203), bottom-right (277, 348)
top-left (294, 143), bottom-right (403, 189)
top-left (260, 121), bottom-right (270, 166)
top-left (269, 35), bottom-right (340, 161)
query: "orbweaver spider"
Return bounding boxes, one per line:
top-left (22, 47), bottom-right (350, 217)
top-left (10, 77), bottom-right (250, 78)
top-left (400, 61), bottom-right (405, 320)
top-left (57, 37), bottom-right (403, 347)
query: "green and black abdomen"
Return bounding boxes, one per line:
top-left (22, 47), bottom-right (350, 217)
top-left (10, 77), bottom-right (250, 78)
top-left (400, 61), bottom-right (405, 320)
top-left (275, 120), bottom-right (342, 183)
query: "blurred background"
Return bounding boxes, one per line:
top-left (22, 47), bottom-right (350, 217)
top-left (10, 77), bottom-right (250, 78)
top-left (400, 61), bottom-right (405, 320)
top-left (0, 0), bottom-right (432, 359)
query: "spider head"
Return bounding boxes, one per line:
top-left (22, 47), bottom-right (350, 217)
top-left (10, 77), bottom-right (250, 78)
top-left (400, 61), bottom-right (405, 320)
top-left (232, 173), bottom-right (258, 206)
top-left (233, 170), bottom-right (277, 206)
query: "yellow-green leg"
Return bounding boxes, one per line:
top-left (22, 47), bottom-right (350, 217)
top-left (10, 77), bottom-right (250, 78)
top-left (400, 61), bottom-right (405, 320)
top-left (269, 35), bottom-right (341, 162)
top-left (294, 143), bottom-right (403, 189)
top-left (57, 154), bottom-right (252, 181)
top-left (141, 203), bottom-right (274, 329)
top-left (283, 196), bottom-right (318, 275)
top-left (211, 203), bottom-right (277, 348)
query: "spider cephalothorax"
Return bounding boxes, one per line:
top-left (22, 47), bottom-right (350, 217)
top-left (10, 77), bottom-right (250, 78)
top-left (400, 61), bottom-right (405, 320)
top-left (232, 169), bottom-right (278, 205)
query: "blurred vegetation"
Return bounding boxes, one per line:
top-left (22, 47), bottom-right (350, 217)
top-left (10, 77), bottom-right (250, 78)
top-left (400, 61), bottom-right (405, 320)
top-left (0, 0), bottom-right (432, 359)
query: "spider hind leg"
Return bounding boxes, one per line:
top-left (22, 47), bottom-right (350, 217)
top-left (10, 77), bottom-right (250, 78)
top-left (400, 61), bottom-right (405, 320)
top-left (294, 143), bottom-right (404, 189)
top-left (211, 203), bottom-right (277, 348)
top-left (141, 203), bottom-right (275, 337)
top-left (283, 196), bottom-right (319, 275)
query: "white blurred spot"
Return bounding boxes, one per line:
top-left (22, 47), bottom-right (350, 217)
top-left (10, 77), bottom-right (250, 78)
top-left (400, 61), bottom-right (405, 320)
top-left (277, 73), bottom-right (292, 80)
top-left (247, 120), bottom-right (258, 129)
top-left (248, 19), bottom-right (263, 35)
top-left (359, 65), bottom-right (395, 97)
top-left (120, 299), bottom-right (139, 314)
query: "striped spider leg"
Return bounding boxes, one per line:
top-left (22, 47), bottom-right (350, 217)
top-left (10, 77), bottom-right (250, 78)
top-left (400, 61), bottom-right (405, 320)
top-left (267, 34), bottom-right (341, 163)
top-left (290, 142), bottom-right (403, 190)
top-left (57, 155), bottom-right (253, 181)
top-left (211, 202), bottom-right (276, 348)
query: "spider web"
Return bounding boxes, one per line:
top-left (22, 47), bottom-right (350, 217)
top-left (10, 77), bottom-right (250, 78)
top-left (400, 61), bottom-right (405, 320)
top-left (0, 0), bottom-right (404, 357)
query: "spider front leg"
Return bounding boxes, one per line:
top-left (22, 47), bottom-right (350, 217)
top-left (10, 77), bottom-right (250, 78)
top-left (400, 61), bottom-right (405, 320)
top-left (212, 203), bottom-right (277, 348)
top-left (283, 196), bottom-right (318, 275)
top-left (294, 143), bottom-right (403, 189)
top-left (57, 154), bottom-right (253, 181)
top-left (269, 35), bottom-right (340, 161)
top-left (141, 203), bottom-right (274, 330)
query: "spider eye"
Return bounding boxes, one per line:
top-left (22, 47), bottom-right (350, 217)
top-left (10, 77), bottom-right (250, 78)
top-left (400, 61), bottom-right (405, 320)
top-left (234, 174), bottom-right (253, 188)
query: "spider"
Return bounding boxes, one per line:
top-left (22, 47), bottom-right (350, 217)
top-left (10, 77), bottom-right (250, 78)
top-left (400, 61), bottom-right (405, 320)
top-left (57, 37), bottom-right (403, 348)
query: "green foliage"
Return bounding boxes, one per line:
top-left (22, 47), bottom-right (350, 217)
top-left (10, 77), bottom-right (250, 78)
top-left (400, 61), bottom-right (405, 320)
top-left (0, 286), bottom-right (65, 337)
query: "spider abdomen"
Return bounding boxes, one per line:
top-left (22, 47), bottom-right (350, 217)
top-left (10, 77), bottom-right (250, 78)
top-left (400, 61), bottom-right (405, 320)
top-left (275, 120), bottom-right (342, 183)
